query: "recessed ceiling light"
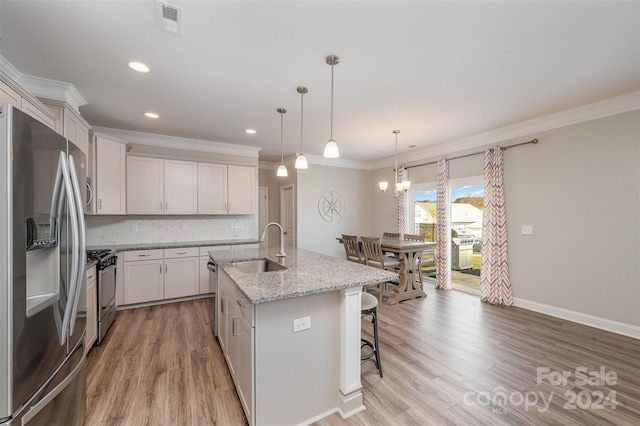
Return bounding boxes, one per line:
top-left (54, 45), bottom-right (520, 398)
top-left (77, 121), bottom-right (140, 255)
top-left (245, 129), bottom-right (256, 134)
top-left (128, 61), bottom-right (150, 73)
top-left (144, 112), bottom-right (159, 119)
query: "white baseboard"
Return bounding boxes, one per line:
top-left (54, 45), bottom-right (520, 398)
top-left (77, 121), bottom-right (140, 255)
top-left (514, 297), bottom-right (640, 340)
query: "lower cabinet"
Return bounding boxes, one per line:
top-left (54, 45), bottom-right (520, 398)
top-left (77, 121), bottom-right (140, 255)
top-left (122, 246), bottom-right (225, 306)
top-left (85, 266), bottom-right (98, 354)
top-left (218, 268), bottom-right (254, 425)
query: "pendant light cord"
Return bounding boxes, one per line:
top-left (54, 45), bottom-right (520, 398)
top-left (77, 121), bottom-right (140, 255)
top-left (330, 63), bottom-right (334, 139)
top-left (300, 90), bottom-right (304, 152)
top-left (280, 111), bottom-right (284, 164)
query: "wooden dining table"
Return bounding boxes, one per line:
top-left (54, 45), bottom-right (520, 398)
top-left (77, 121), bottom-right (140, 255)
top-left (380, 239), bottom-right (436, 304)
top-left (337, 237), bottom-right (436, 304)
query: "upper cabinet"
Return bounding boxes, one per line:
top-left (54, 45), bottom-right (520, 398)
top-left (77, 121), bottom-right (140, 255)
top-left (0, 80), bottom-right (22, 109)
top-left (198, 163), bottom-right (255, 215)
top-left (40, 99), bottom-right (90, 155)
top-left (127, 157), bottom-right (198, 215)
top-left (95, 136), bottom-right (127, 215)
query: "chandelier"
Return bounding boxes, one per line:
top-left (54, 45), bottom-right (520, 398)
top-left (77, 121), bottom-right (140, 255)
top-left (378, 130), bottom-right (411, 197)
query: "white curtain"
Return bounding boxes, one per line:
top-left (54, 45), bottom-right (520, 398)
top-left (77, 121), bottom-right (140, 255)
top-left (480, 147), bottom-right (513, 305)
top-left (397, 167), bottom-right (407, 239)
top-left (435, 159), bottom-right (451, 290)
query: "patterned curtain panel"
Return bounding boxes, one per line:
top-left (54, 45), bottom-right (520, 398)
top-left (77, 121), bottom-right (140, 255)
top-left (435, 159), bottom-right (451, 290)
top-left (480, 147), bottom-right (513, 305)
top-left (397, 167), bottom-right (407, 239)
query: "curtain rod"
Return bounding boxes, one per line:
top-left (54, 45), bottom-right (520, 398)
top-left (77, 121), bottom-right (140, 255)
top-left (405, 138), bottom-right (539, 170)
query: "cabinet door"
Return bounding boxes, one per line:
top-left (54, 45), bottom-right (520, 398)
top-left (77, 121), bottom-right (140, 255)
top-left (85, 268), bottom-right (98, 353)
top-left (21, 98), bottom-right (56, 129)
top-left (96, 137), bottom-right (127, 214)
top-left (227, 165), bottom-right (255, 214)
top-left (218, 275), bottom-right (230, 355)
top-left (236, 315), bottom-right (253, 425)
top-left (164, 257), bottom-right (199, 299)
top-left (127, 156), bottom-right (164, 214)
top-left (64, 107), bottom-right (90, 155)
top-left (123, 259), bottom-right (164, 304)
top-left (197, 163), bottom-right (227, 214)
top-left (164, 159), bottom-right (197, 214)
top-left (0, 81), bottom-right (21, 109)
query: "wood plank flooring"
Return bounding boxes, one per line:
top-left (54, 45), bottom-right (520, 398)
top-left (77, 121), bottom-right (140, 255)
top-left (86, 286), bottom-right (640, 425)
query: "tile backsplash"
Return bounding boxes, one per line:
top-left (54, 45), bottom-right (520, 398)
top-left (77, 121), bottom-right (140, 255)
top-left (86, 215), bottom-right (256, 246)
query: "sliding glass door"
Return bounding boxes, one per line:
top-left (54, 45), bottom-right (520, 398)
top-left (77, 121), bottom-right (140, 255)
top-left (408, 178), bottom-right (484, 291)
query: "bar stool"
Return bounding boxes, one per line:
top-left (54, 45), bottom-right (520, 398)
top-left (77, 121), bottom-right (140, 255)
top-left (361, 292), bottom-right (382, 377)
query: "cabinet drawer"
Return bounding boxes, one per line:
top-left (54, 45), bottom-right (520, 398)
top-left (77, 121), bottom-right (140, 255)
top-left (200, 245), bottom-right (231, 256)
top-left (123, 249), bottom-right (164, 261)
top-left (235, 297), bottom-right (254, 327)
top-left (164, 247), bottom-right (199, 258)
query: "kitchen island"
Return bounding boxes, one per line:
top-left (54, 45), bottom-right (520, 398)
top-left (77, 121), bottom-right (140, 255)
top-left (210, 247), bottom-right (398, 426)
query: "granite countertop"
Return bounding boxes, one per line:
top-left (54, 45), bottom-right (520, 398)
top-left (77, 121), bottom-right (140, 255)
top-left (87, 239), bottom-right (259, 252)
top-left (211, 247), bottom-right (399, 304)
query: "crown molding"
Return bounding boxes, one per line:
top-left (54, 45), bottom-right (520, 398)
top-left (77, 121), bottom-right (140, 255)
top-left (373, 90), bottom-right (640, 170)
top-left (93, 126), bottom-right (262, 158)
top-left (17, 74), bottom-right (87, 112)
top-left (0, 55), bottom-right (21, 81)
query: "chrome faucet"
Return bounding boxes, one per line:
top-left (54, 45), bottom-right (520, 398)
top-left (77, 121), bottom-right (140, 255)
top-left (259, 222), bottom-right (287, 257)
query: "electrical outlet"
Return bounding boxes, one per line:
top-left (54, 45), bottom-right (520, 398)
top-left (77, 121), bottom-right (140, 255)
top-left (234, 222), bottom-right (243, 229)
top-left (181, 223), bottom-right (187, 231)
top-left (229, 222), bottom-right (234, 229)
top-left (522, 225), bottom-right (533, 235)
top-left (293, 316), bottom-right (311, 333)
top-left (131, 223), bottom-right (138, 232)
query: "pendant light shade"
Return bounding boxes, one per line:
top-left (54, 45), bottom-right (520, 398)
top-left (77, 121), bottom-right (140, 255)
top-left (295, 86), bottom-right (308, 169)
top-left (276, 108), bottom-right (288, 177)
top-left (324, 55), bottom-right (340, 158)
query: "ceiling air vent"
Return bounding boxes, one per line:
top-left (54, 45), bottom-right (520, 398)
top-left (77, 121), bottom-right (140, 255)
top-left (156, 1), bottom-right (183, 36)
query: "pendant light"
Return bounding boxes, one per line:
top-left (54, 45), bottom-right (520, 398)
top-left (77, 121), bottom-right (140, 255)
top-left (379, 130), bottom-right (411, 197)
top-left (276, 108), bottom-right (288, 177)
top-left (295, 86), bottom-right (308, 169)
top-left (324, 54), bottom-right (340, 158)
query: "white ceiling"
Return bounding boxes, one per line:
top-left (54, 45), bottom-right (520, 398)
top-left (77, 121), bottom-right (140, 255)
top-left (1, 1), bottom-right (638, 163)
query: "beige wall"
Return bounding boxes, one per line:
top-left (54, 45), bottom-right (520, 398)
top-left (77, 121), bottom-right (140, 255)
top-left (371, 110), bottom-right (640, 327)
top-left (296, 164), bottom-right (373, 258)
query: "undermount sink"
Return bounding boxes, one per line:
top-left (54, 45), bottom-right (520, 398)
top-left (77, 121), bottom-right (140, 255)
top-left (232, 258), bottom-right (287, 274)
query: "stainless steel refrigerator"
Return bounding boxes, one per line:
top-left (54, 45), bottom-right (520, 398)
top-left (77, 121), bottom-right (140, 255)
top-left (0, 104), bottom-right (87, 425)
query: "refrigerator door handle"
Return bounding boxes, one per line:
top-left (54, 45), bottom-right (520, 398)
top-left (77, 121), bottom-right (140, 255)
top-left (57, 152), bottom-right (80, 346)
top-left (67, 155), bottom-right (86, 334)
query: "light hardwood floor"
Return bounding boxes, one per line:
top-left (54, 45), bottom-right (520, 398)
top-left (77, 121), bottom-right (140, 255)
top-left (86, 286), bottom-right (640, 425)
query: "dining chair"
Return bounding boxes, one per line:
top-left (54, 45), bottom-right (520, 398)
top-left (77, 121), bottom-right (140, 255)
top-left (402, 233), bottom-right (426, 283)
top-left (361, 236), bottom-right (400, 302)
top-left (341, 234), bottom-right (363, 263)
top-left (382, 232), bottom-right (401, 240)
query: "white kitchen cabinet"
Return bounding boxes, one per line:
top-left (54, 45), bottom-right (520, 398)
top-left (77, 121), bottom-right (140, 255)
top-left (21, 98), bottom-right (56, 129)
top-left (197, 163), bottom-right (227, 214)
top-left (126, 156), bottom-right (164, 214)
top-left (85, 266), bottom-right (97, 354)
top-left (228, 165), bottom-right (255, 214)
top-left (198, 163), bottom-right (255, 215)
top-left (95, 136), bottom-right (127, 215)
top-left (164, 247), bottom-right (199, 299)
top-left (40, 99), bottom-right (91, 154)
top-left (127, 157), bottom-right (197, 215)
top-left (0, 80), bottom-right (22, 109)
top-left (218, 268), bottom-right (254, 423)
top-left (164, 160), bottom-right (198, 214)
top-left (123, 249), bottom-right (165, 305)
